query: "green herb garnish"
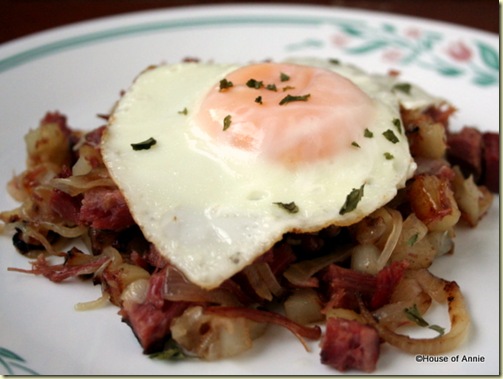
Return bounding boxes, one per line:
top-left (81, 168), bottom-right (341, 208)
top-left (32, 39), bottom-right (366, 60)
top-left (219, 78), bottom-right (234, 91)
top-left (255, 96), bottom-right (263, 104)
top-left (392, 118), bottom-right (402, 134)
top-left (404, 304), bottom-right (445, 336)
top-left (149, 339), bottom-right (186, 361)
top-left (393, 82), bottom-right (412, 95)
top-left (384, 152), bottom-right (394, 160)
top-left (280, 72), bottom-right (290, 82)
top-left (131, 137), bottom-right (157, 151)
top-left (274, 201), bottom-right (299, 214)
top-left (178, 107), bottom-right (188, 115)
top-left (352, 141), bottom-right (361, 148)
top-left (428, 324), bottom-right (447, 335)
top-left (404, 304), bottom-right (429, 327)
top-left (339, 184), bottom-right (365, 215)
top-left (223, 115), bottom-right (232, 130)
top-left (407, 233), bottom-right (419, 246)
top-left (282, 85), bottom-right (295, 92)
top-left (246, 78), bottom-right (263, 89)
top-left (364, 128), bottom-right (374, 138)
top-left (279, 94), bottom-right (310, 105)
top-left (266, 83), bottom-right (278, 91)
top-left (383, 129), bottom-right (399, 144)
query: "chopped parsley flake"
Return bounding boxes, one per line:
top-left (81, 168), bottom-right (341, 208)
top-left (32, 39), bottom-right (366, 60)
top-left (223, 115), bottom-right (232, 131)
top-left (266, 84), bottom-right (278, 91)
top-left (351, 141), bottom-right (361, 148)
top-left (404, 304), bottom-right (445, 336)
top-left (364, 128), bottom-right (374, 138)
top-left (339, 184), bottom-right (365, 215)
top-left (131, 137), bottom-right (157, 151)
top-left (219, 78), bottom-right (234, 91)
top-left (428, 324), bottom-right (447, 335)
top-left (282, 85), bottom-right (295, 92)
top-left (149, 339), bottom-right (186, 361)
top-left (407, 233), bottom-right (419, 246)
top-left (384, 152), bottom-right (394, 160)
top-left (383, 129), bottom-right (400, 144)
top-left (404, 304), bottom-right (429, 327)
top-left (280, 72), bottom-right (290, 82)
top-left (178, 107), bottom-right (188, 115)
top-left (393, 82), bottom-right (412, 95)
top-left (274, 201), bottom-right (299, 214)
top-left (255, 96), bottom-right (263, 104)
top-left (393, 118), bottom-right (402, 134)
top-left (246, 78), bottom-right (263, 89)
top-left (279, 93), bottom-right (310, 105)
top-left (329, 58), bottom-right (340, 65)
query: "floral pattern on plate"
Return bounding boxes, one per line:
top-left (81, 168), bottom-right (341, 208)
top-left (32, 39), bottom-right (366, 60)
top-left (285, 20), bottom-right (499, 86)
top-left (0, 347), bottom-right (39, 375)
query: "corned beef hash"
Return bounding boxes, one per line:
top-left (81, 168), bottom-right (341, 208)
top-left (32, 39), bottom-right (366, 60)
top-left (0, 57), bottom-right (499, 373)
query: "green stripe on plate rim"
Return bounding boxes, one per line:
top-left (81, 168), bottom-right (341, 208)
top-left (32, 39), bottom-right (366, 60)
top-left (0, 15), bottom-right (341, 73)
top-left (0, 14), bottom-right (498, 86)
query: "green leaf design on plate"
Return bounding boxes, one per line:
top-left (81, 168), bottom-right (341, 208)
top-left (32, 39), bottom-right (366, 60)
top-left (0, 347), bottom-right (24, 361)
top-left (473, 71), bottom-right (499, 86)
top-left (476, 41), bottom-right (499, 70)
top-left (345, 39), bottom-right (389, 54)
top-left (0, 347), bottom-right (39, 375)
top-left (381, 23), bottom-right (396, 33)
top-left (437, 66), bottom-right (464, 76)
top-left (286, 38), bottom-right (325, 51)
top-left (284, 17), bottom-right (497, 87)
top-left (419, 33), bottom-right (443, 50)
top-left (339, 24), bottom-right (365, 37)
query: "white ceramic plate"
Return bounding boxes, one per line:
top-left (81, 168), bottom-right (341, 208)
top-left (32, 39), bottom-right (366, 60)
top-left (0, 4), bottom-right (499, 375)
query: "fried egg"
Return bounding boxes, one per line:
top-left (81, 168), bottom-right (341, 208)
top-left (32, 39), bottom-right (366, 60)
top-left (102, 58), bottom-right (420, 289)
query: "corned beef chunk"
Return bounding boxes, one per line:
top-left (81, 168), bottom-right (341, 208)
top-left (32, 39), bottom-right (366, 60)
top-left (321, 261), bottom-right (407, 311)
top-left (84, 125), bottom-right (106, 147)
top-left (447, 127), bottom-right (499, 193)
top-left (130, 245), bottom-right (169, 271)
top-left (79, 187), bottom-right (135, 230)
top-left (482, 132), bottom-right (499, 193)
top-left (320, 317), bottom-right (380, 373)
top-left (261, 242), bottom-right (297, 276)
top-left (120, 269), bottom-right (189, 354)
top-left (370, 261), bottom-right (407, 309)
top-left (447, 127), bottom-right (483, 181)
top-left (49, 189), bottom-right (82, 225)
top-left (321, 265), bottom-right (376, 311)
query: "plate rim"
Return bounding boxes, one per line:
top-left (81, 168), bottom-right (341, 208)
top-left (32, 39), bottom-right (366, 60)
top-left (0, 3), bottom-right (498, 75)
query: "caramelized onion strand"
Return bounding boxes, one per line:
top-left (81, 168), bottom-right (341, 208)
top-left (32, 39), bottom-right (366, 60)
top-left (358, 270), bottom-right (470, 355)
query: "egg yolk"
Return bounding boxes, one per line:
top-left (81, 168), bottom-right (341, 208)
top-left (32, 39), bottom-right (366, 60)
top-left (194, 62), bottom-right (376, 167)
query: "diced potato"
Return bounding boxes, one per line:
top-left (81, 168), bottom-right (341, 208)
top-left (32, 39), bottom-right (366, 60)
top-left (408, 174), bottom-right (460, 231)
top-left (452, 166), bottom-right (493, 226)
top-left (25, 121), bottom-right (72, 168)
top-left (409, 121), bottom-right (447, 159)
top-left (284, 288), bottom-right (324, 325)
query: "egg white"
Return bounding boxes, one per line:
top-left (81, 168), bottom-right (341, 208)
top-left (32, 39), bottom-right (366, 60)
top-left (102, 58), bottom-right (423, 289)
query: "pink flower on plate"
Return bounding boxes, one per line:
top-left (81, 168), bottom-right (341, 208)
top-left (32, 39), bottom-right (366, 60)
top-left (331, 33), bottom-right (350, 47)
top-left (382, 48), bottom-right (403, 63)
top-left (404, 27), bottom-right (422, 39)
top-left (446, 41), bottom-right (472, 62)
